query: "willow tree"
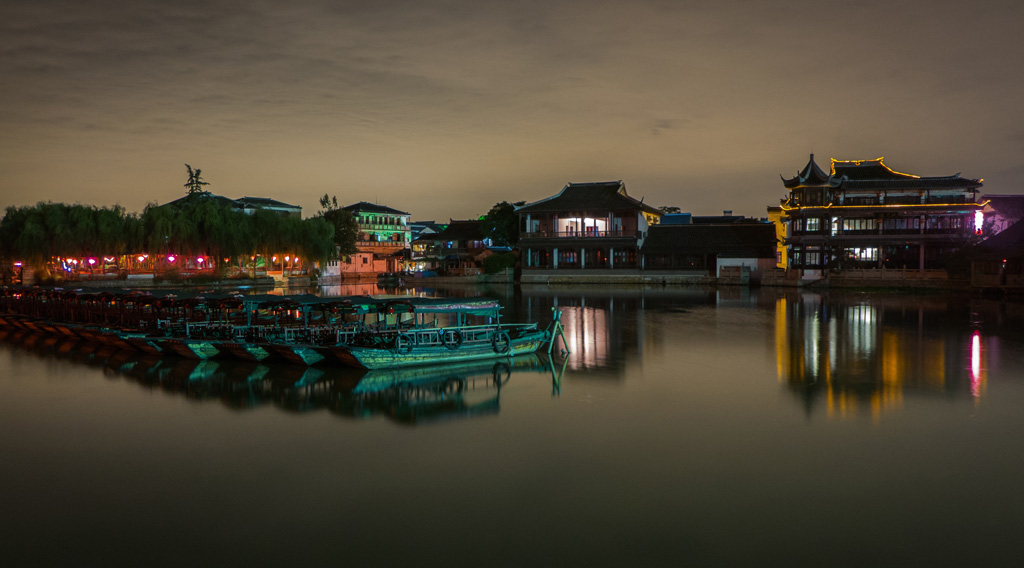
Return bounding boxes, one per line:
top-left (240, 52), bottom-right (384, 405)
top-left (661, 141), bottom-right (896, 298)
top-left (317, 193), bottom-right (359, 256)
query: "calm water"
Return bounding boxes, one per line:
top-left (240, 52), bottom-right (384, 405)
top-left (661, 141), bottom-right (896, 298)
top-left (3, 285), bottom-right (1024, 567)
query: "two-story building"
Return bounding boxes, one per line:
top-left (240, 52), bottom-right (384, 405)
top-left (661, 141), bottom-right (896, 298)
top-left (516, 181), bottom-right (662, 271)
top-left (780, 155), bottom-right (984, 278)
top-left (342, 201), bottom-right (411, 273)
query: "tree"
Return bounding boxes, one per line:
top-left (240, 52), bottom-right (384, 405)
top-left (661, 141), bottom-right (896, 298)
top-left (317, 194), bottom-right (359, 256)
top-left (184, 164), bottom-right (209, 195)
top-left (480, 201), bottom-right (522, 247)
top-left (658, 205), bottom-right (682, 215)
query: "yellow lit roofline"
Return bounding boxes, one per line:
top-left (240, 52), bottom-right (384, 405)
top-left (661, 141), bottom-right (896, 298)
top-left (780, 200), bottom-right (988, 212)
top-left (830, 156), bottom-right (921, 179)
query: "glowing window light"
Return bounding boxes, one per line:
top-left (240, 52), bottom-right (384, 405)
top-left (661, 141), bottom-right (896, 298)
top-left (196, 257), bottom-right (205, 264)
top-left (88, 258), bottom-right (97, 265)
top-left (974, 211), bottom-right (984, 234)
top-left (137, 255), bottom-right (146, 262)
top-left (167, 255), bottom-right (177, 263)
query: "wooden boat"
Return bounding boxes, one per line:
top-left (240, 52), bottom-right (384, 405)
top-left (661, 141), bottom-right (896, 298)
top-left (329, 297), bottom-right (552, 369)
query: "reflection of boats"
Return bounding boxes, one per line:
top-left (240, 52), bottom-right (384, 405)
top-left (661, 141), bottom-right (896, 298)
top-left (336, 354), bottom-right (551, 424)
top-left (1, 327), bottom-right (562, 425)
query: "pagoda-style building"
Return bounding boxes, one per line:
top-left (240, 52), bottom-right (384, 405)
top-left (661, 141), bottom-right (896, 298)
top-left (779, 155), bottom-right (984, 276)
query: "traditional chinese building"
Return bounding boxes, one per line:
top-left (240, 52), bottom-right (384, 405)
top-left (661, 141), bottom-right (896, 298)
top-left (342, 201), bottom-right (412, 255)
top-left (780, 155), bottom-right (984, 277)
top-left (516, 181), bottom-right (662, 270)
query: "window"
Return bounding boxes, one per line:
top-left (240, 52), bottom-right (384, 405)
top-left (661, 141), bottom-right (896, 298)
top-left (844, 247), bottom-right (878, 262)
top-left (841, 218), bottom-right (877, 232)
top-left (805, 217), bottom-right (820, 232)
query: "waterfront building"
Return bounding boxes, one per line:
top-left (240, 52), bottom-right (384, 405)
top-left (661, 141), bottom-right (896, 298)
top-left (641, 223), bottom-right (776, 282)
top-left (516, 181), bottom-right (662, 270)
top-left (780, 154), bottom-right (984, 278)
top-left (342, 201), bottom-right (412, 255)
top-left (409, 221), bottom-right (447, 273)
top-left (971, 218), bottom-right (1024, 292)
top-left (766, 206), bottom-right (787, 269)
top-left (412, 220), bottom-right (489, 276)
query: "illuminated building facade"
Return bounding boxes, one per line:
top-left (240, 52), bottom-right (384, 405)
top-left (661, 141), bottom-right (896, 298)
top-left (780, 155), bottom-right (984, 276)
top-left (342, 201), bottom-right (411, 257)
top-left (516, 181), bottom-right (662, 270)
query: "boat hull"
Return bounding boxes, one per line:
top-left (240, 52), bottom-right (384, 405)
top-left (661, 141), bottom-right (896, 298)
top-left (335, 330), bottom-right (547, 370)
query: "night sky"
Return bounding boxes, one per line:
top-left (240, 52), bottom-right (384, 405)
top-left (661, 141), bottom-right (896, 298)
top-left (3, 0), bottom-right (1022, 221)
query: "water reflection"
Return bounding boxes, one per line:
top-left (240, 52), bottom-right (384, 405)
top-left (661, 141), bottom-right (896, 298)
top-left (0, 330), bottom-right (552, 426)
top-left (774, 292), bottom-right (989, 420)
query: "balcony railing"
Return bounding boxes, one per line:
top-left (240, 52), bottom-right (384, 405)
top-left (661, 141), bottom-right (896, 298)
top-left (522, 230), bottom-right (639, 239)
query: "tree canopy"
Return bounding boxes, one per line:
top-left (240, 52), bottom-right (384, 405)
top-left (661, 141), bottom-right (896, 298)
top-left (480, 201), bottom-right (523, 247)
top-left (317, 194), bottom-right (359, 256)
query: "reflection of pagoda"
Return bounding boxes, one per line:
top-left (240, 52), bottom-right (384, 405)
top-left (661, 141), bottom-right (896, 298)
top-left (774, 292), bottom-right (985, 420)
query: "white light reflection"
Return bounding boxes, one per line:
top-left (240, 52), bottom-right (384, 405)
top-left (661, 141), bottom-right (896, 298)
top-left (971, 331), bottom-right (983, 398)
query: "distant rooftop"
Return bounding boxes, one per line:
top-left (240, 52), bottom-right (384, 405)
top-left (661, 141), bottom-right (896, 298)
top-left (343, 201), bottom-right (410, 216)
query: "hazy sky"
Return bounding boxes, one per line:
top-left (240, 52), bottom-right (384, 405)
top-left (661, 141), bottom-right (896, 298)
top-left (3, 0), bottom-right (1022, 221)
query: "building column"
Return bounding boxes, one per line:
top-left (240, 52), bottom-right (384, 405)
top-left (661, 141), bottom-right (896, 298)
top-left (610, 247), bottom-right (615, 269)
top-left (581, 248), bottom-right (586, 269)
top-left (553, 247), bottom-right (559, 269)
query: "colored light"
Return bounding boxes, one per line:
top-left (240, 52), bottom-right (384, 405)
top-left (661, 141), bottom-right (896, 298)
top-left (88, 258), bottom-right (96, 265)
top-left (137, 255), bottom-right (146, 262)
top-left (971, 331), bottom-right (982, 397)
top-left (196, 257), bottom-right (205, 264)
top-left (167, 255), bottom-right (176, 263)
top-left (14, 262), bottom-right (22, 267)
top-left (975, 211), bottom-right (984, 234)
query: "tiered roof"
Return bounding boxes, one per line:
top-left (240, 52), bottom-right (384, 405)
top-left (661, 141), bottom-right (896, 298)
top-left (782, 154), bottom-right (830, 189)
top-left (782, 155), bottom-right (982, 192)
top-left (827, 157), bottom-right (981, 191)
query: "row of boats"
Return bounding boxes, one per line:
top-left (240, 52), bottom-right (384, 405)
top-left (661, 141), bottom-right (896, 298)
top-left (0, 287), bottom-right (557, 369)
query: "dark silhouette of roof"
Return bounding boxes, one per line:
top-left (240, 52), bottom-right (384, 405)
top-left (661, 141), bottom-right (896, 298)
top-left (413, 220), bottom-right (483, 243)
top-left (235, 196), bottom-right (300, 209)
top-left (161, 191), bottom-right (240, 210)
top-left (343, 201), bottom-right (410, 216)
top-left (782, 154), bottom-right (830, 189)
top-left (516, 181), bottom-right (662, 216)
top-left (984, 195), bottom-right (1024, 219)
top-left (975, 220), bottom-right (1024, 260)
top-left (643, 224), bottom-right (775, 258)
